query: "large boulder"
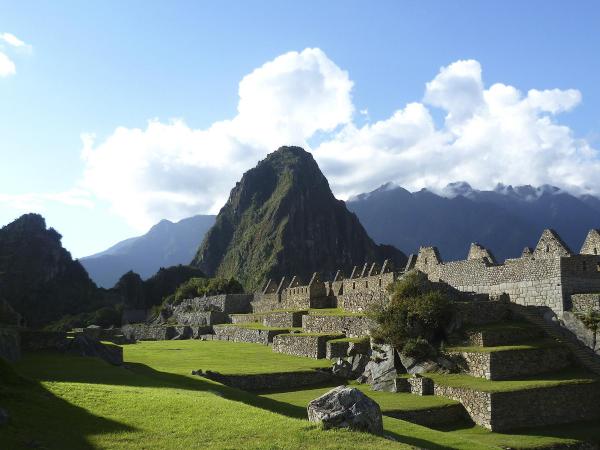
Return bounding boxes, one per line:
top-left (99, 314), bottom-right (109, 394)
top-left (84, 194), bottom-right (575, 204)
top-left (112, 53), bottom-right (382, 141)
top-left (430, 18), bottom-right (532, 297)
top-left (63, 335), bottom-right (123, 366)
top-left (307, 385), bottom-right (383, 435)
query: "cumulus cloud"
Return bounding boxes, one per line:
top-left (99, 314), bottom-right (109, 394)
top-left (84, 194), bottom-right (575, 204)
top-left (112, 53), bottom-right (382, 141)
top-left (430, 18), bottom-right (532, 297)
top-left (316, 59), bottom-right (600, 199)
top-left (15, 51), bottom-right (598, 232)
top-left (81, 48), bottom-right (354, 230)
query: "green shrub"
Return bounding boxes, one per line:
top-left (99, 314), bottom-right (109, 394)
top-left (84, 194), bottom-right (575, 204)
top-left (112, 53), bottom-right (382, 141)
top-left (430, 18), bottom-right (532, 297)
top-left (370, 270), bottom-right (452, 360)
top-left (171, 277), bottom-right (244, 304)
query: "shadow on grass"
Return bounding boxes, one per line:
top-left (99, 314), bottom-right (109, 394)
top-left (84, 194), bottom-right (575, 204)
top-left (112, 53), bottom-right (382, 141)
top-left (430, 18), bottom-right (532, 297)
top-left (0, 358), bottom-right (134, 450)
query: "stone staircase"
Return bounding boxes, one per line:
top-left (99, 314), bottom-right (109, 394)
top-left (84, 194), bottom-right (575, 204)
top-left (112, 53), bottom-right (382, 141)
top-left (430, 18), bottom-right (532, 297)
top-left (509, 304), bottom-right (600, 375)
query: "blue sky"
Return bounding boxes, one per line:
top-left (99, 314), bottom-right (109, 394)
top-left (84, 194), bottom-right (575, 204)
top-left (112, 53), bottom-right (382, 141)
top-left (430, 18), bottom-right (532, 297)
top-left (1, 1), bottom-right (600, 258)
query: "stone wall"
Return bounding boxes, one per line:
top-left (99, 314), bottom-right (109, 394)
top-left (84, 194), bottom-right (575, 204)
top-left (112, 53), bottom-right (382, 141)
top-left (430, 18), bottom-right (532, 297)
top-left (212, 325), bottom-right (288, 345)
top-left (339, 291), bottom-right (389, 313)
top-left (0, 327), bottom-right (20, 362)
top-left (272, 333), bottom-right (343, 358)
top-left (454, 346), bottom-right (572, 380)
top-left (121, 324), bottom-right (209, 341)
top-left (20, 330), bottom-right (67, 351)
top-left (301, 314), bottom-right (373, 338)
top-left (263, 311), bottom-right (306, 328)
top-left (466, 325), bottom-right (542, 347)
top-left (200, 370), bottom-right (335, 391)
top-left (386, 404), bottom-right (468, 428)
top-left (435, 381), bottom-right (600, 431)
top-left (452, 301), bottom-right (511, 328)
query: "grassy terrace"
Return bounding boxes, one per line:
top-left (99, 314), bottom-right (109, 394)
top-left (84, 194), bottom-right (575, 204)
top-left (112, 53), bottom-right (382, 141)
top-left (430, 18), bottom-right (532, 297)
top-left (427, 369), bottom-right (599, 392)
top-left (215, 322), bottom-right (302, 332)
top-left (328, 336), bottom-right (370, 344)
top-left (447, 339), bottom-right (560, 353)
top-left (2, 340), bottom-right (600, 449)
top-left (276, 332), bottom-right (345, 337)
top-left (307, 307), bottom-right (366, 317)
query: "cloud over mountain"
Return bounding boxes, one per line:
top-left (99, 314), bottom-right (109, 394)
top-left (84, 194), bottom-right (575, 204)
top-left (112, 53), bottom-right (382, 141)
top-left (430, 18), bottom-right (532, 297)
top-left (74, 51), bottom-right (600, 230)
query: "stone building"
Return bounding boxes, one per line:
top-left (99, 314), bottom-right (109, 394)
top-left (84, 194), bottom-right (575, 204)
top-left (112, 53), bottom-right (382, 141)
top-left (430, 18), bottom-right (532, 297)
top-left (413, 229), bottom-right (600, 314)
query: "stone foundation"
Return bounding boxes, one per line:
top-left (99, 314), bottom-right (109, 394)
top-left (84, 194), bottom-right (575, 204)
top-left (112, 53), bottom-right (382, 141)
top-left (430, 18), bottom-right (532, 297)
top-left (301, 314), bottom-right (373, 338)
top-left (121, 324), bottom-right (210, 341)
top-left (272, 333), bottom-right (344, 359)
top-left (408, 376), bottom-right (434, 395)
top-left (571, 293), bottom-right (600, 313)
top-left (263, 311), bottom-right (306, 328)
top-left (339, 291), bottom-right (388, 313)
top-left (452, 301), bottom-right (511, 328)
top-left (213, 325), bottom-right (289, 345)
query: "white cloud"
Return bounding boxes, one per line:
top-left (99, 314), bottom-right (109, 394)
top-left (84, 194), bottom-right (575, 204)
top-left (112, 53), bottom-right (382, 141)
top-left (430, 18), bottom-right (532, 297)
top-left (0, 32), bottom-right (30, 50)
top-left (0, 52), bottom-right (16, 77)
top-left (6, 50), bottom-right (599, 232)
top-left (315, 59), bottom-right (600, 200)
top-left (0, 189), bottom-right (93, 211)
top-left (81, 48), bottom-right (354, 230)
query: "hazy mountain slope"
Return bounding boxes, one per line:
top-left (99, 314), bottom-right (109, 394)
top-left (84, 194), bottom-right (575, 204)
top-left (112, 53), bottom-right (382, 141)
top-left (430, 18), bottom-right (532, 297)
top-left (192, 146), bottom-right (406, 291)
top-left (81, 215), bottom-right (215, 288)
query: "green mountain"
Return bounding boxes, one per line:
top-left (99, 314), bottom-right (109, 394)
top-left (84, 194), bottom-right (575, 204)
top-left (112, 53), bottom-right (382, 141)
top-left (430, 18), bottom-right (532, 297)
top-left (0, 213), bottom-right (103, 327)
top-left (192, 146), bottom-right (406, 291)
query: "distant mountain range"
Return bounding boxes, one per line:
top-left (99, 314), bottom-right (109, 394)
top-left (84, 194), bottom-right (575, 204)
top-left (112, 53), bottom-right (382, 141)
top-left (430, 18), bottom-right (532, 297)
top-left (347, 182), bottom-right (600, 262)
top-left (80, 215), bottom-right (215, 288)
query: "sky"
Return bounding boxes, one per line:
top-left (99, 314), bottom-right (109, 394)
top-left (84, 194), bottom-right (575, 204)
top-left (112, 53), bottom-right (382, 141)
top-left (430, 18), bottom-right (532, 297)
top-left (1, 1), bottom-right (600, 258)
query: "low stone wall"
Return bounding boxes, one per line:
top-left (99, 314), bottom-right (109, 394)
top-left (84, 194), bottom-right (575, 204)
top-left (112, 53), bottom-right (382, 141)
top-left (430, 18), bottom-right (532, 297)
top-left (251, 297), bottom-right (332, 314)
top-left (571, 293), bottom-right (600, 313)
top-left (434, 384), bottom-right (492, 429)
top-left (0, 327), bottom-right (20, 362)
top-left (339, 291), bottom-right (388, 313)
top-left (263, 311), bottom-right (306, 328)
top-left (302, 315), bottom-right (373, 338)
top-left (20, 330), bottom-right (67, 351)
top-left (454, 346), bottom-right (572, 380)
top-left (408, 376), bottom-right (434, 395)
top-left (386, 404), bottom-right (468, 428)
top-left (213, 325), bottom-right (288, 345)
top-left (199, 369), bottom-right (335, 391)
top-left (171, 309), bottom-right (229, 327)
top-left (435, 381), bottom-right (600, 431)
top-left (121, 324), bottom-right (209, 341)
top-left (272, 333), bottom-right (343, 359)
top-left (466, 325), bottom-right (542, 347)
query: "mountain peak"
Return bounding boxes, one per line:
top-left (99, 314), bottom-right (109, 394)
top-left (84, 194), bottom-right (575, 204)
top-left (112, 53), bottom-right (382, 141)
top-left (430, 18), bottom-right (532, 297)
top-left (193, 146), bottom-right (406, 290)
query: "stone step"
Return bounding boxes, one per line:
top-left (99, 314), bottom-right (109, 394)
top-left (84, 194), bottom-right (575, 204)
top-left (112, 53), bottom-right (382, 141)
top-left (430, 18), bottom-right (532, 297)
top-left (272, 333), bottom-right (345, 359)
top-left (301, 313), bottom-right (372, 338)
top-left (510, 304), bottom-right (600, 375)
top-left (448, 341), bottom-right (572, 380)
top-left (212, 324), bottom-right (297, 345)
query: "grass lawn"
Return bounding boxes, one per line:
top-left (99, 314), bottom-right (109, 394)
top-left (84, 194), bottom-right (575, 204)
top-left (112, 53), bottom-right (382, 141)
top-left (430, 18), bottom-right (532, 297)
top-left (427, 369), bottom-right (599, 392)
top-left (2, 340), bottom-right (600, 449)
top-left (328, 336), bottom-right (370, 344)
top-left (215, 322), bottom-right (302, 332)
top-left (447, 339), bottom-right (560, 353)
top-left (308, 308), bottom-right (366, 317)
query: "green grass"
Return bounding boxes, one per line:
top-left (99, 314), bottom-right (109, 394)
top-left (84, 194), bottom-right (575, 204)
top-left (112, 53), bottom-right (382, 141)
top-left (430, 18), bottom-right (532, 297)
top-left (427, 369), bottom-right (599, 392)
top-left (231, 309), bottom-right (308, 316)
top-left (215, 322), bottom-right (302, 332)
top-left (3, 340), bottom-right (600, 449)
top-left (447, 339), bottom-right (560, 353)
top-left (308, 308), bottom-right (366, 317)
top-left (328, 336), bottom-right (370, 344)
top-left (277, 332), bottom-right (345, 338)
top-left (123, 339), bottom-right (330, 375)
top-left (260, 383), bottom-right (459, 412)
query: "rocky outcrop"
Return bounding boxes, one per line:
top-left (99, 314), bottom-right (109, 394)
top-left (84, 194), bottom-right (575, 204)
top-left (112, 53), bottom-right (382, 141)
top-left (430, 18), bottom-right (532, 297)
top-left (361, 344), bottom-right (401, 391)
top-left (307, 385), bottom-right (383, 435)
top-left (192, 146), bottom-right (406, 291)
